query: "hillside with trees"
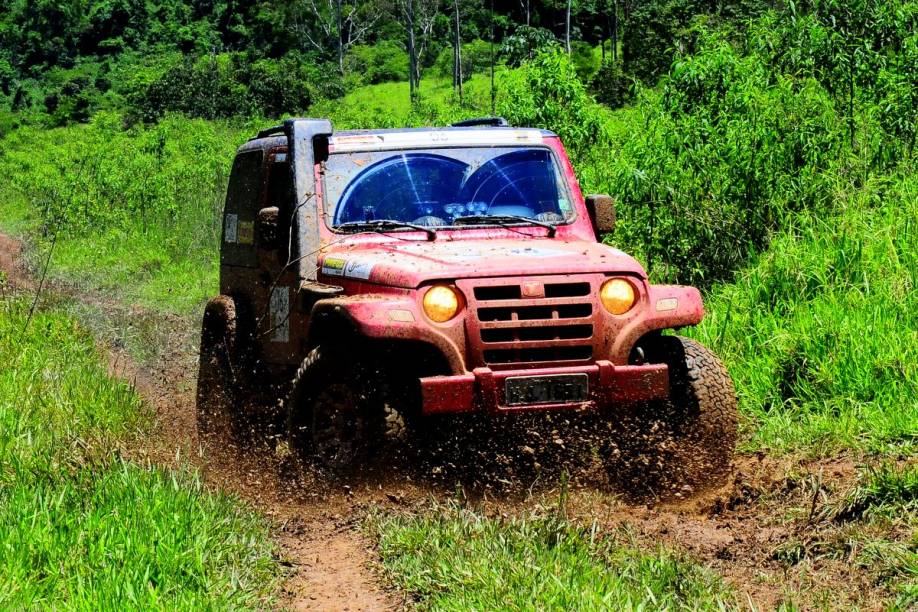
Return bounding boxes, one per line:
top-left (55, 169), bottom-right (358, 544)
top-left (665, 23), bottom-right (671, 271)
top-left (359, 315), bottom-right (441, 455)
top-left (1, 0), bottom-right (767, 125)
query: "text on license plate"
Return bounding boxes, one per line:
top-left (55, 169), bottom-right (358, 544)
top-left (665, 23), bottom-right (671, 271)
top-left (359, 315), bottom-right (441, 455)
top-left (504, 374), bottom-right (589, 406)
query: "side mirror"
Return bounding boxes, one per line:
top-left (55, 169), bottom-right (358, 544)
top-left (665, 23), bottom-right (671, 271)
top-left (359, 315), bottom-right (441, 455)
top-left (584, 194), bottom-right (616, 239)
top-left (256, 206), bottom-right (279, 249)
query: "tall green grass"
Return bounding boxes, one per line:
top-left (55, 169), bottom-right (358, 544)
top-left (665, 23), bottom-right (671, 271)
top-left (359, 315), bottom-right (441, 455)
top-left (693, 174), bottom-right (918, 454)
top-left (0, 113), bottom-right (251, 315)
top-left (0, 294), bottom-right (278, 607)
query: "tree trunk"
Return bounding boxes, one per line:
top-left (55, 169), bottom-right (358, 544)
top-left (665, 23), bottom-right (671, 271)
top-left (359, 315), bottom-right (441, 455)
top-left (453, 20), bottom-right (458, 88)
top-left (454, 0), bottom-right (463, 104)
top-left (565, 0), bottom-right (572, 54)
top-left (489, 0), bottom-right (496, 114)
top-left (612, 0), bottom-right (618, 62)
top-left (336, 0), bottom-right (344, 74)
top-left (406, 0), bottom-right (417, 101)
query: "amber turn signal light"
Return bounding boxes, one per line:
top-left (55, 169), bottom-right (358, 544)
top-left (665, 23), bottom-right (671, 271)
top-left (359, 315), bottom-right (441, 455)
top-left (600, 278), bottom-right (636, 315)
top-left (422, 285), bottom-right (463, 322)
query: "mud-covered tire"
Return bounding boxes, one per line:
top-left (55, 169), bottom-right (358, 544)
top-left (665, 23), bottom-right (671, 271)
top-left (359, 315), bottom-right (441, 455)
top-left (285, 346), bottom-right (388, 474)
top-left (611, 335), bottom-right (738, 497)
top-left (195, 295), bottom-right (250, 447)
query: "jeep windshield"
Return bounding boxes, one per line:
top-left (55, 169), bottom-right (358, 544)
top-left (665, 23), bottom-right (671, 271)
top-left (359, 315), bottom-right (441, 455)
top-left (323, 147), bottom-right (575, 230)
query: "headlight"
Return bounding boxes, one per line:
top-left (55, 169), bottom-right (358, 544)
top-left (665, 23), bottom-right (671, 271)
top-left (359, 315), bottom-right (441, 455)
top-left (600, 278), bottom-right (636, 315)
top-left (422, 285), bottom-right (462, 322)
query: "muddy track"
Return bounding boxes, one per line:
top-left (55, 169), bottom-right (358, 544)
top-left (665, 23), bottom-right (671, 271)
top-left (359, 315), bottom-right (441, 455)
top-left (1, 231), bottom-right (898, 610)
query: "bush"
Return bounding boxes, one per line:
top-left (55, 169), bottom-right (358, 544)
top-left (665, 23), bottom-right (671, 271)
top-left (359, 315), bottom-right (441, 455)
top-left (0, 112), bottom-right (252, 312)
top-left (39, 63), bottom-right (110, 125)
top-left (500, 26), bottom-right (560, 66)
top-left (602, 38), bottom-right (845, 285)
top-left (0, 110), bottom-right (20, 137)
top-left (433, 40), bottom-right (493, 81)
top-left (130, 53), bottom-right (341, 121)
top-left (590, 61), bottom-right (633, 109)
top-left (345, 41), bottom-right (410, 85)
top-left (622, 0), bottom-right (765, 83)
top-left (498, 50), bottom-right (604, 157)
top-left (746, 4), bottom-right (918, 169)
top-left (570, 41), bottom-right (600, 82)
top-left (0, 111), bottom-right (241, 237)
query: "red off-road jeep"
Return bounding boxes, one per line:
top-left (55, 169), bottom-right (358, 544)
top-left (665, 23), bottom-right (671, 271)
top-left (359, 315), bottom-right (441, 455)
top-left (197, 117), bottom-right (737, 483)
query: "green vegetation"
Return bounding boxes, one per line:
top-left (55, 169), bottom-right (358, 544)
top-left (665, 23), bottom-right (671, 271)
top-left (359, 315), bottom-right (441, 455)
top-left (2, 0), bottom-right (918, 607)
top-left (693, 175), bottom-right (918, 454)
top-left (0, 294), bottom-right (278, 607)
top-left (836, 463), bottom-right (918, 521)
top-left (371, 503), bottom-right (736, 610)
top-left (0, 113), bottom-right (250, 314)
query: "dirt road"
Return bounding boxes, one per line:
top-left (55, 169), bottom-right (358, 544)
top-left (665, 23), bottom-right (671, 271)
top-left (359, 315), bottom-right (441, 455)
top-left (2, 232), bottom-right (897, 610)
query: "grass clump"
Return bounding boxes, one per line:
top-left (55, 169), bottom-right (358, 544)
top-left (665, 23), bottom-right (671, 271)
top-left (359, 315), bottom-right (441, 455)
top-left (774, 463), bottom-right (918, 607)
top-left (370, 503), bottom-right (736, 610)
top-left (0, 295), bottom-right (278, 608)
top-left (834, 463), bottom-right (918, 522)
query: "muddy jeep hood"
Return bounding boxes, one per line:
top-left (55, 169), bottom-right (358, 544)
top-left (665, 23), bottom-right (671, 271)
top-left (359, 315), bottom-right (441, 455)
top-left (318, 239), bottom-right (646, 288)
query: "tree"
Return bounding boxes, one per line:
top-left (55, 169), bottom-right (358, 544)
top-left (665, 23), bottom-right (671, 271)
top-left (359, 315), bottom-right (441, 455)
top-left (453, 0), bottom-right (463, 102)
top-left (290, 0), bottom-right (384, 73)
top-left (518, 0), bottom-right (531, 26)
top-left (400, 0), bottom-right (419, 100)
top-left (543, 0), bottom-right (579, 55)
top-left (565, 0), bottom-right (572, 53)
top-left (413, 0), bottom-right (442, 86)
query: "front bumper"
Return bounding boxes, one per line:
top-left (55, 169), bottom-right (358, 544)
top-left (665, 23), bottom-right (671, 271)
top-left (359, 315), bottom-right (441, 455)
top-left (419, 360), bottom-right (669, 414)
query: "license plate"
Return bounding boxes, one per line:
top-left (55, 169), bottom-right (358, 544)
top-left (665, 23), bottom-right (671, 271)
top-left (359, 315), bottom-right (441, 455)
top-left (505, 374), bottom-right (589, 406)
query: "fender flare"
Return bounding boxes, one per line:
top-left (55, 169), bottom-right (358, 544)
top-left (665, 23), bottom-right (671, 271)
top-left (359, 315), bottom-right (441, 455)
top-left (610, 285), bottom-right (705, 362)
top-left (306, 295), bottom-right (467, 374)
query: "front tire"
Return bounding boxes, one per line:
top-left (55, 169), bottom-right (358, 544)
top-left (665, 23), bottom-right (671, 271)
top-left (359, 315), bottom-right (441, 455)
top-left (611, 335), bottom-right (738, 496)
top-left (285, 346), bottom-right (387, 474)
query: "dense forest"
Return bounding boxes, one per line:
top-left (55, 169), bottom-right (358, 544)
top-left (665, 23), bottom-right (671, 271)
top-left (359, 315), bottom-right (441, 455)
top-left (0, 0), bottom-right (770, 125)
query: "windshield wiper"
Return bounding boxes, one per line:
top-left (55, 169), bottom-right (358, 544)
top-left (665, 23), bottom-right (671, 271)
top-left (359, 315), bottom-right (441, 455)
top-left (453, 214), bottom-right (557, 237)
top-left (337, 219), bottom-right (436, 241)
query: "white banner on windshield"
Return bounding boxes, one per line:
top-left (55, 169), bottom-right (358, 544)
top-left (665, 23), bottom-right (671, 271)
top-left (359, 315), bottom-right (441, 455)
top-left (329, 129), bottom-right (544, 152)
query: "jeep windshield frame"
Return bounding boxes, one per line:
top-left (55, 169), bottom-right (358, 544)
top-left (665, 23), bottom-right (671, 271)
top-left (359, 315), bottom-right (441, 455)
top-left (320, 144), bottom-right (577, 234)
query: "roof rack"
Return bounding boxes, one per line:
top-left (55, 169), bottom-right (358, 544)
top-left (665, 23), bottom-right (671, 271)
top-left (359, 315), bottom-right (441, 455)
top-left (451, 117), bottom-right (510, 128)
